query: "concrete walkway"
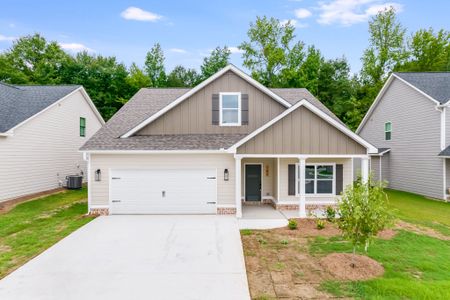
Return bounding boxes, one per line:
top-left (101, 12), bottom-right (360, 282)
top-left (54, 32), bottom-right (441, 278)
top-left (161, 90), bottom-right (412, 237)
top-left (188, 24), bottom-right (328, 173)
top-left (239, 205), bottom-right (293, 229)
top-left (0, 216), bottom-right (250, 300)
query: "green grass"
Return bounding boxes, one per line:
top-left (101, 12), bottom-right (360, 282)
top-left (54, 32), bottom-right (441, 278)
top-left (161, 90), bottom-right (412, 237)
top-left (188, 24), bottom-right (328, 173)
top-left (0, 188), bottom-right (95, 278)
top-left (310, 189), bottom-right (450, 299)
top-left (386, 189), bottom-right (450, 235)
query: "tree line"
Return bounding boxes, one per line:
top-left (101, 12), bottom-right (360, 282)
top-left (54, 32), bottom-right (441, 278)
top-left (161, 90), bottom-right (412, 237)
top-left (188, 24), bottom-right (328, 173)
top-left (0, 8), bottom-right (448, 129)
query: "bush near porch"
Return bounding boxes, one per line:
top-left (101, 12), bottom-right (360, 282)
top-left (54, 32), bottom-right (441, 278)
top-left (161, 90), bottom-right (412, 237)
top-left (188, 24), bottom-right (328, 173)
top-left (241, 189), bottom-right (450, 299)
top-left (0, 187), bottom-right (95, 279)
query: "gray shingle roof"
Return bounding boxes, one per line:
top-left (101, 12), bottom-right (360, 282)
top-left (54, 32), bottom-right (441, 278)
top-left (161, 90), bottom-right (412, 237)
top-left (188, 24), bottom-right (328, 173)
top-left (394, 72), bottom-right (450, 104)
top-left (0, 82), bottom-right (80, 132)
top-left (81, 87), bottom-right (345, 151)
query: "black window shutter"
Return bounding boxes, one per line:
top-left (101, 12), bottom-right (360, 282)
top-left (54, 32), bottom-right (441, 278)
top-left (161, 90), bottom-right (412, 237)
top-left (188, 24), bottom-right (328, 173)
top-left (336, 164), bottom-right (343, 195)
top-left (241, 94), bottom-right (249, 125)
top-left (212, 94), bottom-right (219, 125)
top-left (288, 164), bottom-right (296, 196)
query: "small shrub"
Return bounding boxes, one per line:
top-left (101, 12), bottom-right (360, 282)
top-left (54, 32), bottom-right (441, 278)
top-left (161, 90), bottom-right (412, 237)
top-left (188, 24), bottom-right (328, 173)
top-left (325, 206), bottom-right (336, 222)
top-left (257, 236), bottom-right (267, 245)
top-left (288, 219), bottom-right (298, 230)
top-left (316, 219), bottom-right (325, 230)
top-left (280, 239), bottom-right (289, 245)
top-left (241, 229), bottom-right (253, 236)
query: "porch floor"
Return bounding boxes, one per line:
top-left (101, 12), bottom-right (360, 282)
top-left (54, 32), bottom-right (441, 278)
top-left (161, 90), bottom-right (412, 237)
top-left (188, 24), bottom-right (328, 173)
top-left (238, 204), bottom-right (294, 230)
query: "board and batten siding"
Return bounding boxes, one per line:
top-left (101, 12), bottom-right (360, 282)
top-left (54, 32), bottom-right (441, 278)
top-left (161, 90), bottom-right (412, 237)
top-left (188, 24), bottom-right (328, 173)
top-left (359, 77), bottom-right (444, 199)
top-left (89, 154), bottom-right (235, 207)
top-left (0, 91), bottom-right (102, 202)
top-left (278, 158), bottom-right (353, 203)
top-left (237, 106), bottom-right (366, 155)
top-left (136, 71), bottom-right (285, 135)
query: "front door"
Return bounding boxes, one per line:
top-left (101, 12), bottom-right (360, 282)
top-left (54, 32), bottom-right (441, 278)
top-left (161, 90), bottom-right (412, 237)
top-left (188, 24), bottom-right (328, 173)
top-left (245, 164), bottom-right (262, 201)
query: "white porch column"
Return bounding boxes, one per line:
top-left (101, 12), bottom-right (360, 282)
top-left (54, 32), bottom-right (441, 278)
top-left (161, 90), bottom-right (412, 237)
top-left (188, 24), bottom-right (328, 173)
top-left (361, 157), bottom-right (369, 183)
top-left (298, 157), bottom-right (307, 218)
top-left (235, 157), bottom-right (242, 218)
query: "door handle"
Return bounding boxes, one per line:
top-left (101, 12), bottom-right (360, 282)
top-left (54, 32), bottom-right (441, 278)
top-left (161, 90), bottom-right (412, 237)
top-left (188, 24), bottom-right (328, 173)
top-left (162, 191), bottom-right (166, 197)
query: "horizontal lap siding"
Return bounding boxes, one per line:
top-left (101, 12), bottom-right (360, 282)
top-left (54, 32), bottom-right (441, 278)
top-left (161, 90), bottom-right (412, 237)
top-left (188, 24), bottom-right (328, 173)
top-left (136, 71), bottom-right (285, 135)
top-left (237, 106), bottom-right (366, 155)
top-left (89, 154), bottom-right (235, 206)
top-left (359, 78), bottom-right (444, 199)
top-left (0, 92), bottom-right (102, 201)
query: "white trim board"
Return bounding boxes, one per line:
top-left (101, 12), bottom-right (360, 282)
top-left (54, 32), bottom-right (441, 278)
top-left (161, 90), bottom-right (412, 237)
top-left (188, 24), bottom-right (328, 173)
top-left (357, 73), bottom-right (441, 134)
top-left (120, 64), bottom-right (292, 138)
top-left (1, 87), bottom-right (104, 136)
top-left (228, 99), bottom-right (377, 154)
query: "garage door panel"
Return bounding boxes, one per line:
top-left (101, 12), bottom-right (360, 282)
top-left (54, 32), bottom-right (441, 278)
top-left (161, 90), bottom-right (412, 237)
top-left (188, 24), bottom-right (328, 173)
top-left (110, 169), bottom-right (217, 214)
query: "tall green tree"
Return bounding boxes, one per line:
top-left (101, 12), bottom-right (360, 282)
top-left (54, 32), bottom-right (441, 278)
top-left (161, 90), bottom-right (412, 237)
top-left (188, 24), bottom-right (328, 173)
top-left (200, 46), bottom-right (230, 80)
top-left (0, 33), bottom-right (69, 84)
top-left (239, 17), bottom-right (305, 87)
top-left (144, 43), bottom-right (166, 87)
top-left (166, 65), bottom-right (199, 87)
top-left (397, 28), bottom-right (450, 71)
top-left (361, 7), bottom-right (407, 84)
top-left (127, 63), bottom-right (151, 92)
top-left (60, 51), bottom-right (131, 119)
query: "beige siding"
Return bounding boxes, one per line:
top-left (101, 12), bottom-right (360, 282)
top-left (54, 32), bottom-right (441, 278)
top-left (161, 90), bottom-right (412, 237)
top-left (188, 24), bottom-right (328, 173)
top-left (278, 158), bottom-right (352, 203)
top-left (241, 158), bottom-right (276, 199)
top-left (359, 78), bottom-right (444, 199)
top-left (237, 106), bottom-right (366, 155)
top-left (136, 71), bottom-right (285, 135)
top-left (0, 91), bottom-right (103, 201)
top-left (89, 154), bottom-right (235, 207)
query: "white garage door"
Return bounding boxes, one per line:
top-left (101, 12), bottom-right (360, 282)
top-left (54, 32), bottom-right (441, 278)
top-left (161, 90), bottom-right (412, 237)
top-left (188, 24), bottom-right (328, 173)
top-left (110, 169), bottom-right (217, 214)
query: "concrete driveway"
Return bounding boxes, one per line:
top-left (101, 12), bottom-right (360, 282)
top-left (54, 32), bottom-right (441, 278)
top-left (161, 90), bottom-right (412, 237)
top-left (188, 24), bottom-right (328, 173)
top-left (0, 215), bottom-right (250, 300)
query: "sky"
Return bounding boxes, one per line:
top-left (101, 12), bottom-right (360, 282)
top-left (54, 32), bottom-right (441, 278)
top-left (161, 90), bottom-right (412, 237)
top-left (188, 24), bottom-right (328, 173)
top-left (0, 0), bottom-right (449, 74)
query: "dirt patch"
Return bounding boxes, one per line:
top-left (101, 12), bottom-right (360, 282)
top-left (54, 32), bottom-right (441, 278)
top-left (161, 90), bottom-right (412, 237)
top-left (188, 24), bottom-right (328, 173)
top-left (377, 228), bottom-right (398, 240)
top-left (320, 253), bottom-right (384, 281)
top-left (0, 188), bottom-right (67, 214)
top-left (272, 219), bottom-right (341, 238)
top-left (396, 220), bottom-right (450, 241)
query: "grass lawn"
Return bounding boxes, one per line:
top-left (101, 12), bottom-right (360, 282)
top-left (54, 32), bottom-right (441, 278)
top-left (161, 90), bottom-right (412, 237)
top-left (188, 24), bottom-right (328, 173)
top-left (242, 189), bottom-right (450, 299)
top-left (0, 187), bottom-right (95, 279)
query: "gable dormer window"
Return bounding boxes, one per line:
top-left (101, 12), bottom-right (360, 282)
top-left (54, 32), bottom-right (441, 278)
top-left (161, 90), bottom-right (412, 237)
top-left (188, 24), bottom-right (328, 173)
top-left (219, 92), bottom-right (241, 126)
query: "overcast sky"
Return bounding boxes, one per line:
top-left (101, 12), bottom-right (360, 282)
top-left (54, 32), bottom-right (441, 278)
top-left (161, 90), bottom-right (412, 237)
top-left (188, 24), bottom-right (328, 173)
top-left (1, 0), bottom-right (448, 73)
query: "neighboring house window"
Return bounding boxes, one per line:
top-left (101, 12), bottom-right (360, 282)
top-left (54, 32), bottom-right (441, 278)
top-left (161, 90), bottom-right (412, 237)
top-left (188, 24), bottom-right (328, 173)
top-left (385, 122), bottom-right (392, 140)
top-left (297, 164), bottom-right (334, 195)
top-left (80, 117), bottom-right (86, 137)
top-left (219, 92), bottom-right (241, 126)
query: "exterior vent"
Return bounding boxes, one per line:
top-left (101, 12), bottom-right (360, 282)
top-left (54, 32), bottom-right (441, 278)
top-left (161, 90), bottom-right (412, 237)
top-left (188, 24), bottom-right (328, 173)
top-left (66, 175), bottom-right (83, 189)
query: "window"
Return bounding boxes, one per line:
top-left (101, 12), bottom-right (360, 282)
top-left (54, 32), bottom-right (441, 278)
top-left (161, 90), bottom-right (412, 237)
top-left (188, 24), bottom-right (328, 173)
top-left (385, 122), bottom-right (392, 140)
top-left (220, 92), bottom-right (241, 126)
top-left (298, 164), bottom-right (334, 195)
top-left (80, 117), bottom-right (86, 137)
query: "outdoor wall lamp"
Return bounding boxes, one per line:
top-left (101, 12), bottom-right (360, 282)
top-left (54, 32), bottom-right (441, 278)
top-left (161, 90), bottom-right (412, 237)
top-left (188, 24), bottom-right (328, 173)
top-left (224, 169), bottom-right (229, 181)
top-left (95, 169), bottom-right (101, 181)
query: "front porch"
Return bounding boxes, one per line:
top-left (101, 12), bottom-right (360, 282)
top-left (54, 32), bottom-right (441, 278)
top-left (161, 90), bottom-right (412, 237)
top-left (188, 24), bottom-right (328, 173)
top-left (234, 155), bottom-right (369, 218)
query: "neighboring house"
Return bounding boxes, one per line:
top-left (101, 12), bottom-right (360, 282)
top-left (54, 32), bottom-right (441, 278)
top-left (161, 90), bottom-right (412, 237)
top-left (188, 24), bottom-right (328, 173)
top-left (81, 65), bottom-right (376, 217)
top-left (0, 83), bottom-right (104, 202)
top-left (356, 72), bottom-right (450, 200)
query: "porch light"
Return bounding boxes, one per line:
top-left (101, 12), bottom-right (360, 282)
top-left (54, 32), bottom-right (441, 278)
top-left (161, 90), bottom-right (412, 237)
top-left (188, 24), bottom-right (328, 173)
top-left (224, 169), bottom-right (229, 181)
top-left (95, 169), bottom-right (101, 181)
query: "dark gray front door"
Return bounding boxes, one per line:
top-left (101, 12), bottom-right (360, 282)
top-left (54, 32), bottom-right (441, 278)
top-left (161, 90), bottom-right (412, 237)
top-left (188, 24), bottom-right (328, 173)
top-left (245, 165), bottom-right (261, 201)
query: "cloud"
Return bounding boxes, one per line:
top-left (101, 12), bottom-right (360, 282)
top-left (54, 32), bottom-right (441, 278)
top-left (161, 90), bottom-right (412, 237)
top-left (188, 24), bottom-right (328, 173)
top-left (169, 48), bottom-right (187, 53)
top-left (0, 34), bottom-right (16, 42)
top-left (120, 6), bottom-right (163, 22)
top-left (317, 0), bottom-right (403, 26)
top-left (59, 43), bottom-right (94, 52)
top-left (228, 47), bottom-right (244, 54)
top-left (294, 8), bottom-right (312, 19)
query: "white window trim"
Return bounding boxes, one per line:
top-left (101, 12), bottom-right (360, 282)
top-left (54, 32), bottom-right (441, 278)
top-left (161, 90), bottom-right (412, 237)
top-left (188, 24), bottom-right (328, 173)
top-left (384, 121), bottom-right (392, 141)
top-left (296, 163), bottom-right (335, 196)
top-left (219, 92), bottom-right (241, 126)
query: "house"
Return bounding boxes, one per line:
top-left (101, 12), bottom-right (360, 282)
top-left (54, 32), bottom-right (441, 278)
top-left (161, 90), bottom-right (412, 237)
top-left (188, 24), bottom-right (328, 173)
top-left (356, 72), bottom-right (450, 200)
top-left (81, 65), bottom-right (376, 217)
top-left (0, 83), bottom-right (104, 202)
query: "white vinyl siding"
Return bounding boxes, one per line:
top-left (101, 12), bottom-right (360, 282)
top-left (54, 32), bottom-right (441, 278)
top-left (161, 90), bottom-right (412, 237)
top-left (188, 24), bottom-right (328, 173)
top-left (359, 78), bottom-right (444, 199)
top-left (0, 91), bottom-right (103, 202)
top-left (89, 153), bottom-right (235, 207)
